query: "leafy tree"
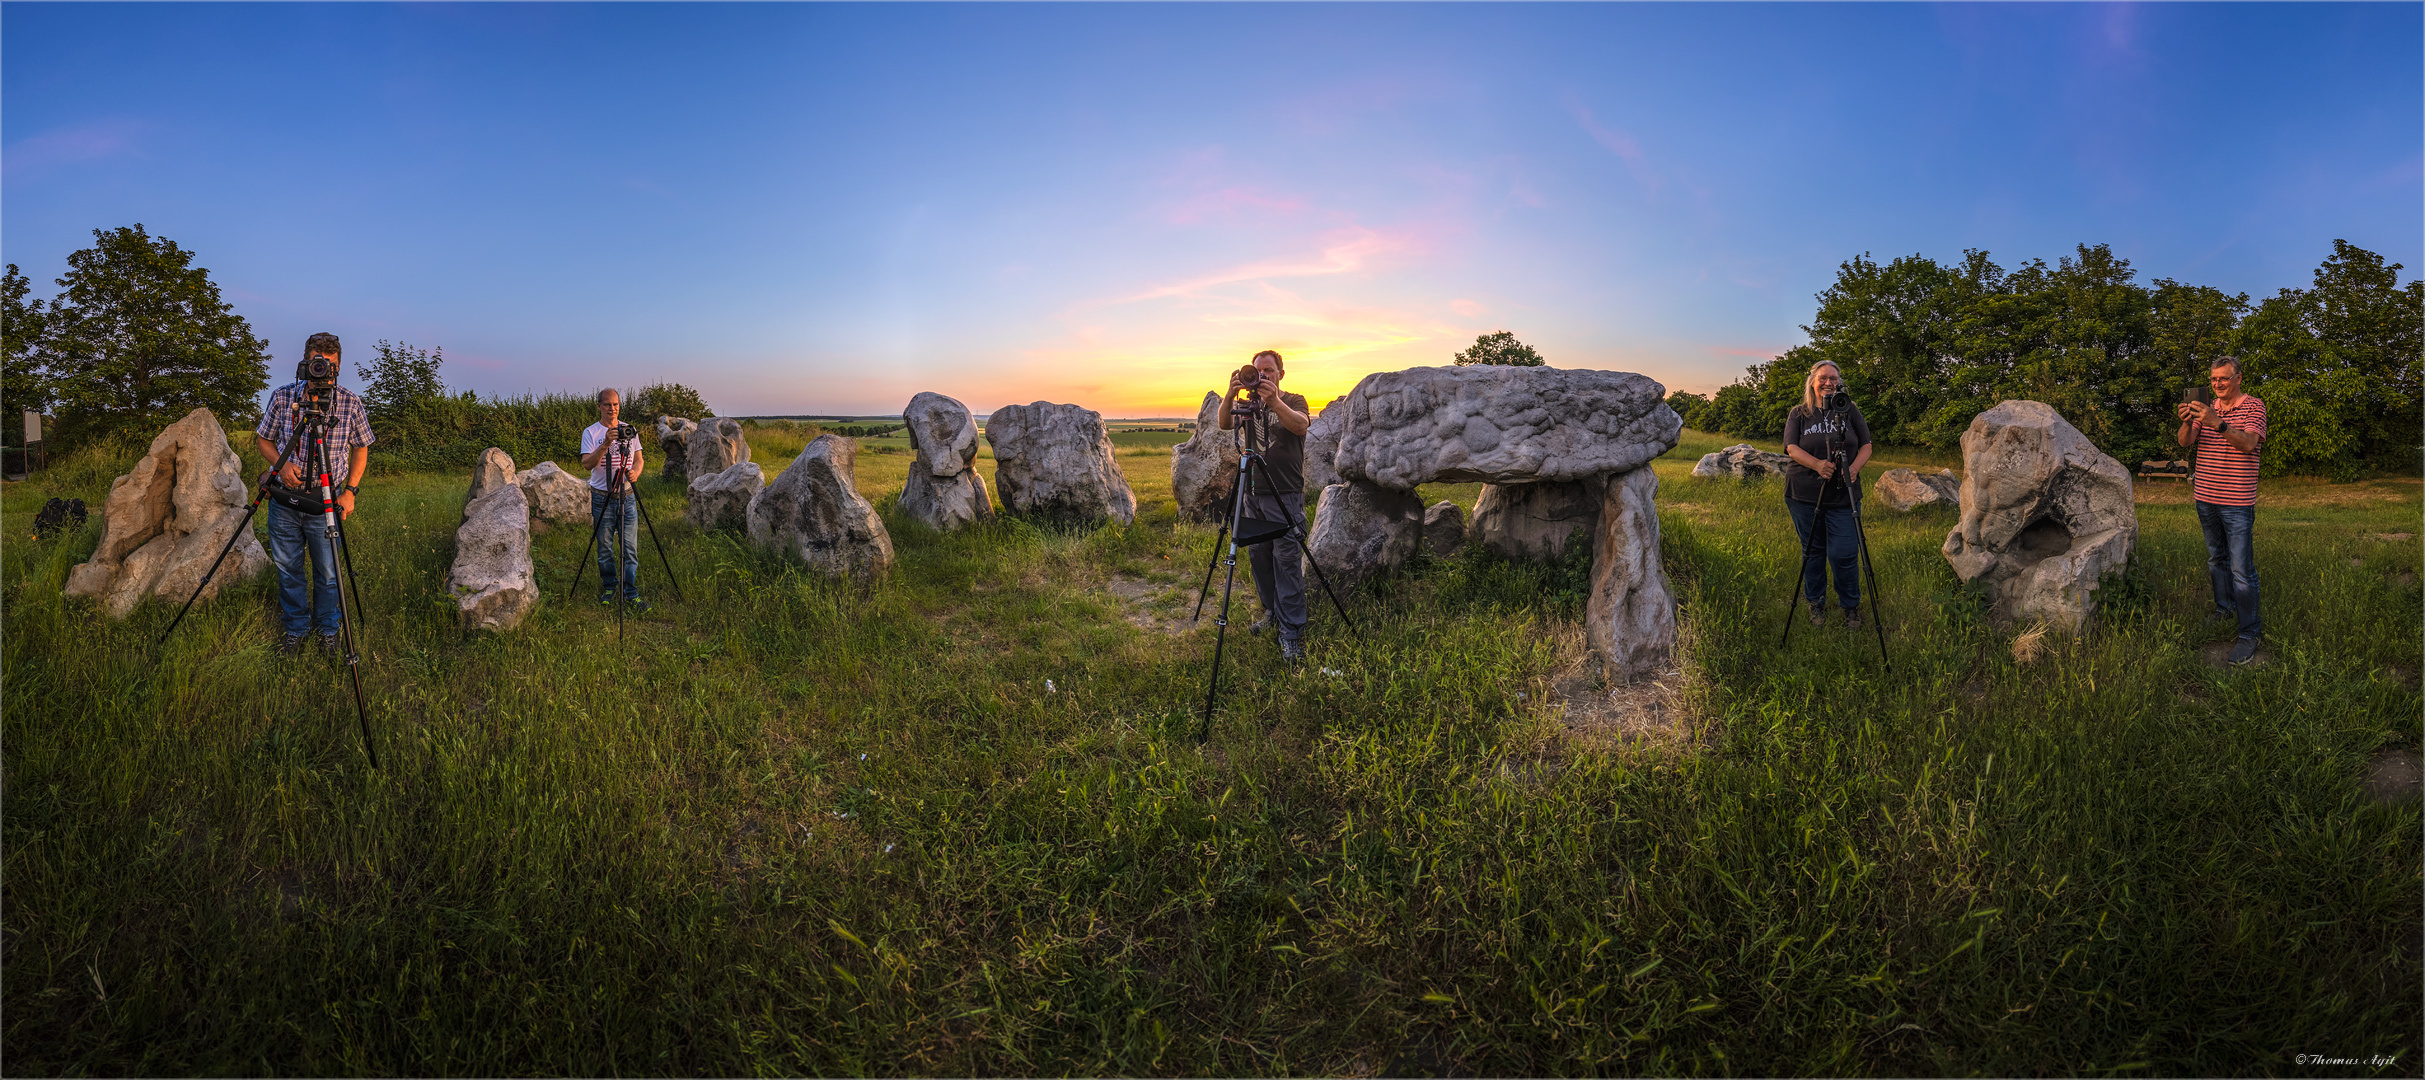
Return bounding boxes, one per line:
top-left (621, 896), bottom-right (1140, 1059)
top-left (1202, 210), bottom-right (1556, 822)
top-left (628, 382), bottom-right (712, 423)
top-left (1664, 390), bottom-right (1709, 430)
top-left (1453, 331), bottom-right (1545, 367)
top-left (34, 225), bottom-right (269, 449)
top-left (359, 340), bottom-right (449, 419)
top-left (2, 264), bottom-right (49, 449)
top-left (2234, 240), bottom-right (2423, 477)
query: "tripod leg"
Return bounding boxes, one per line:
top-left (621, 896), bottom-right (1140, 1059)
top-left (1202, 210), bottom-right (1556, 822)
top-left (1193, 471), bottom-right (1246, 622)
top-left (570, 486), bottom-right (610, 602)
top-left (310, 429), bottom-right (378, 769)
top-left (1850, 500), bottom-right (1891, 672)
top-left (1197, 534), bottom-right (1246, 742)
top-left (1259, 466), bottom-right (1354, 636)
top-left (626, 466), bottom-right (684, 601)
top-left (159, 420), bottom-right (313, 647)
top-left (1779, 493), bottom-right (1830, 647)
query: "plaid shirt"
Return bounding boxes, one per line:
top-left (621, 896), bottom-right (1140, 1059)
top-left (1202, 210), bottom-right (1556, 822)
top-left (256, 381), bottom-right (375, 477)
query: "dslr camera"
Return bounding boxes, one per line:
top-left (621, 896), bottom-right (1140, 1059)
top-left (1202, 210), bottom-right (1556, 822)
top-left (611, 421), bottom-right (638, 442)
top-left (297, 354), bottom-right (338, 383)
top-left (1233, 363), bottom-right (1265, 402)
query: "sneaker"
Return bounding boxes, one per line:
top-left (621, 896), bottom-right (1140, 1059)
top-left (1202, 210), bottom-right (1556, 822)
top-left (2228, 637), bottom-right (2259, 666)
top-left (1279, 637), bottom-right (1306, 664)
top-left (599, 591), bottom-right (616, 606)
top-left (1843, 607), bottom-right (1862, 630)
top-left (274, 632), bottom-right (305, 656)
top-left (317, 633), bottom-right (341, 657)
top-left (1807, 601), bottom-right (1826, 628)
top-left (626, 595), bottom-right (652, 613)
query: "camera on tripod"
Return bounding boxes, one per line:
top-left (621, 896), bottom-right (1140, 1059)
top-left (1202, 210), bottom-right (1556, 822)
top-left (611, 421), bottom-right (638, 442)
top-left (297, 354), bottom-right (338, 383)
top-left (1232, 363), bottom-right (1266, 403)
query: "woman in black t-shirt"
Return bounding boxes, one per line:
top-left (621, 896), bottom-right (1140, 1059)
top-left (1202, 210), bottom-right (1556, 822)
top-left (1781, 362), bottom-right (1873, 628)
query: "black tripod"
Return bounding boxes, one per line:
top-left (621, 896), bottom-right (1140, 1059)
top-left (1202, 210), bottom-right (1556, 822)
top-left (1776, 398), bottom-right (1889, 672)
top-left (567, 428), bottom-right (682, 641)
top-left (1191, 398), bottom-right (1355, 741)
top-left (161, 389), bottom-right (379, 767)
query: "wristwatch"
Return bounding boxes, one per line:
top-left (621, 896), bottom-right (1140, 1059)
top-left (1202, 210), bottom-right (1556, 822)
top-left (2214, 420), bottom-right (2230, 434)
top-left (343, 484), bottom-right (360, 494)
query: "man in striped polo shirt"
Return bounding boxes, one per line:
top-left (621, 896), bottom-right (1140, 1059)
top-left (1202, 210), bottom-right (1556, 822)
top-left (2176, 356), bottom-right (2266, 665)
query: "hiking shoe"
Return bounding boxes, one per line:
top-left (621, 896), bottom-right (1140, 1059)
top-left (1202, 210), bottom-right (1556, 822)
top-left (1843, 607), bottom-right (1862, 630)
top-left (317, 633), bottom-right (341, 657)
top-left (274, 632), bottom-right (306, 656)
top-left (626, 596), bottom-right (652, 613)
top-left (599, 591), bottom-right (617, 606)
top-left (1279, 637), bottom-right (1306, 664)
top-left (2228, 637), bottom-right (2259, 666)
top-left (1807, 601), bottom-right (1826, 627)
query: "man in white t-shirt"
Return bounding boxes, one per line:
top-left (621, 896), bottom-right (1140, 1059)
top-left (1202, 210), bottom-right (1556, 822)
top-left (580, 389), bottom-right (648, 607)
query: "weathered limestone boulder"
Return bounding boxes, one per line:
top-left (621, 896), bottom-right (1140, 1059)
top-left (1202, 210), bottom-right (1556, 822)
top-left (516, 461), bottom-right (592, 526)
top-left (64, 408), bottom-right (269, 618)
top-left (449, 483), bottom-right (537, 631)
top-left (688, 461), bottom-right (764, 532)
top-left (686, 417), bottom-right (750, 478)
top-left (1302, 404), bottom-right (1343, 510)
top-left (656, 417), bottom-right (698, 485)
top-left (986, 402), bottom-right (1135, 525)
top-left (1587, 466), bottom-right (1677, 682)
top-left (1170, 391), bottom-right (1240, 524)
top-left (1422, 500), bottom-right (1466, 557)
top-left (1473, 477), bottom-right (1607, 562)
top-left (1327, 366), bottom-right (1680, 489)
top-left (466, 447), bottom-right (517, 512)
top-left (900, 392), bottom-right (994, 532)
top-left (1303, 482), bottom-right (1423, 588)
top-left (747, 434), bottom-right (894, 578)
top-left (1691, 443), bottom-right (1792, 481)
top-left (1941, 401), bottom-right (2137, 632)
top-left (1875, 467), bottom-right (1960, 512)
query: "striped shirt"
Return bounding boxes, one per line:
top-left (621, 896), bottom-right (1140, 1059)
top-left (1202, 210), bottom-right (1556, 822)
top-left (255, 381), bottom-right (375, 477)
top-left (2191, 395), bottom-right (2265, 507)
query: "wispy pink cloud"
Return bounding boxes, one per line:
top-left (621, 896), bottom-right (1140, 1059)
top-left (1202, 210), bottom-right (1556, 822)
top-left (1565, 93), bottom-right (1660, 197)
top-left (3, 119), bottom-right (145, 180)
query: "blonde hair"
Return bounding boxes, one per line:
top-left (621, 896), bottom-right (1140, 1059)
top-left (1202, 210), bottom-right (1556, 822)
top-left (1799, 362), bottom-right (1843, 416)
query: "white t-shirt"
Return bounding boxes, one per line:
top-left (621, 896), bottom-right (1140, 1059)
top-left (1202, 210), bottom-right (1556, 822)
top-left (580, 422), bottom-right (645, 491)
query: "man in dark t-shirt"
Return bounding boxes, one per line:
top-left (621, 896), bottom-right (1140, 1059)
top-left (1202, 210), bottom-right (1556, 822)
top-left (1780, 363), bottom-right (1874, 628)
top-left (1217, 349), bottom-right (1311, 661)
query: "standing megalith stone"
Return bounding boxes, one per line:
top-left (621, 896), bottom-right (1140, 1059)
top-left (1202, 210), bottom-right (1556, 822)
top-left (985, 402), bottom-right (1135, 525)
top-left (1422, 500), bottom-right (1466, 557)
top-left (466, 447), bottom-right (517, 512)
top-left (1691, 444), bottom-right (1792, 481)
top-left (1941, 401), bottom-right (2137, 632)
top-left (1587, 466), bottom-right (1676, 682)
top-left (686, 417), bottom-right (750, 478)
top-left (1303, 481), bottom-right (1423, 589)
top-left (900, 392), bottom-right (994, 532)
top-left (517, 461), bottom-right (593, 526)
top-left (1302, 403), bottom-right (1343, 511)
top-left (688, 460), bottom-right (765, 532)
top-left (1170, 391), bottom-right (1240, 524)
top-left (64, 408), bottom-right (270, 618)
top-left (656, 417), bottom-right (698, 485)
top-left (1472, 478), bottom-right (1607, 562)
top-left (449, 483), bottom-right (538, 631)
top-left (748, 434), bottom-right (894, 579)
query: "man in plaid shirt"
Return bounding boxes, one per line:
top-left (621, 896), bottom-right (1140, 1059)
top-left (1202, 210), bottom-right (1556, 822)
top-left (253, 332), bottom-right (374, 655)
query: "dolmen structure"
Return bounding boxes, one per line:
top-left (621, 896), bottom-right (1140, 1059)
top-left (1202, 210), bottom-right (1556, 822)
top-left (1941, 400), bottom-right (2136, 632)
top-left (1309, 366), bottom-right (1684, 680)
top-left (986, 401), bottom-right (1135, 525)
top-left (65, 408), bottom-right (269, 618)
top-left (899, 392), bottom-right (994, 532)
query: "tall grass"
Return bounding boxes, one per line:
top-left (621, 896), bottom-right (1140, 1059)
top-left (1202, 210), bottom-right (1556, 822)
top-left (1, 427), bottom-right (2415, 1075)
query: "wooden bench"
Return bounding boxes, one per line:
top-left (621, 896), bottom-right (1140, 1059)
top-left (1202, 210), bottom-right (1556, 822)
top-left (2138, 459), bottom-right (2193, 481)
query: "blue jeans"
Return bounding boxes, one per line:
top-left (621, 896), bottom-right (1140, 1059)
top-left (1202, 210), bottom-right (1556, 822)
top-left (2195, 500), bottom-right (2261, 640)
top-left (266, 501), bottom-right (343, 635)
top-left (591, 487), bottom-right (640, 599)
top-left (1786, 497), bottom-right (1860, 610)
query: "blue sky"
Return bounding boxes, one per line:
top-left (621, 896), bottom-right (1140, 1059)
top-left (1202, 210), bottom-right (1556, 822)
top-left (5, 2), bottom-right (2418, 417)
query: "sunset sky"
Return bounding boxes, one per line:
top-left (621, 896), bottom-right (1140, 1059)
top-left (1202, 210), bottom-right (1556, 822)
top-left (5, 3), bottom-right (2418, 418)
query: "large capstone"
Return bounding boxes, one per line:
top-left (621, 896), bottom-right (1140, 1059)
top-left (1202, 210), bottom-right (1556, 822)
top-left (1473, 477), bottom-right (1606, 563)
top-left (1327, 366), bottom-right (1681, 489)
top-left (1874, 467), bottom-right (1960, 512)
top-left (64, 408), bottom-right (270, 618)
top-left (686, 417), bottom-right (751, 479)
top-left (656, 417), bottom-right (698, 485)
top-left (900, 392), bottom-right (994, 532)
top-left (449, 482), bottom-right (537, 631)
top-left (986, 401), bottom-right (1135, 525)
top-left (466, 447), bottom-right (516, 511)
top-left (1303, 481), bottom-right (1423, 589)
top-left (1169, 391), bottom-right (1240, 524)
top-left (748, 434), bottom-right (894, 579)
top-left (1941, 401), bottom-right (2137, 632)
top-left (516, 461), bottom-right (592, 526)
top-left (1691, 443), bottom-right (1792, 481)
top-left (1587, 465), bottom-right (1676, 681)
top-left (688, 460), bottom-right (765, 532)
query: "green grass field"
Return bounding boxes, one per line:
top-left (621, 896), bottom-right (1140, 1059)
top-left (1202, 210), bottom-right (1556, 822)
top-left (2, 426), bottom-right (2416, 1075)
